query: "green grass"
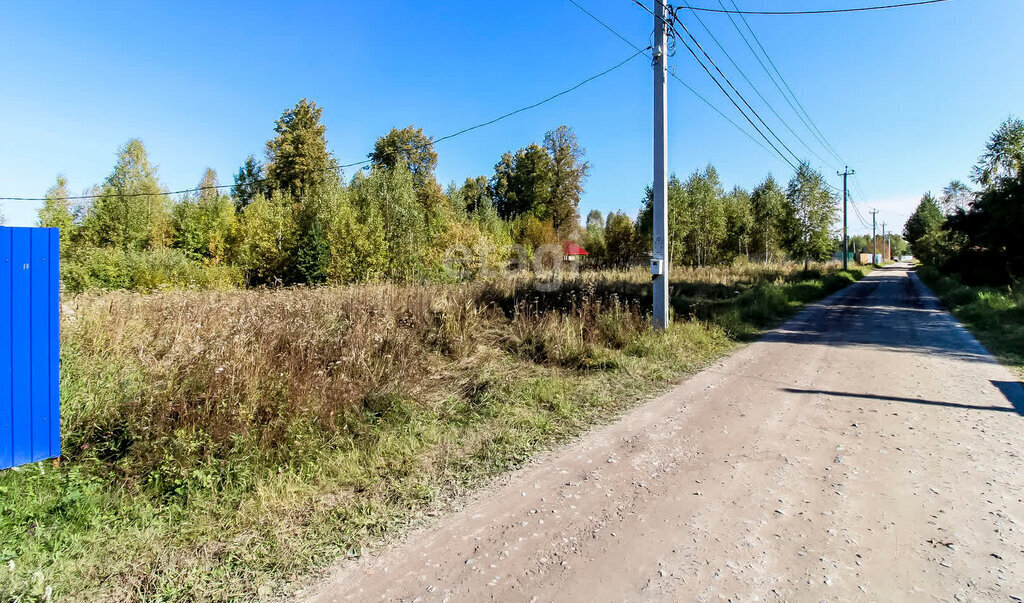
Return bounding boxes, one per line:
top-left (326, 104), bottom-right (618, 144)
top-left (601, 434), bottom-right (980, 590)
top-left (0, 263), bottom-right (867, 601)
top-left (917, 264), bottom-right (1024, 373)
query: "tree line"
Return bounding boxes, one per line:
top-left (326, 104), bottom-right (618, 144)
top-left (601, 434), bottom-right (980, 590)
top-left (903, 116), bottom-right (1024, 285)
top-left (38, 98), bottom-right (848, 291)
top-left (580, 163), bottom-right (842, 270)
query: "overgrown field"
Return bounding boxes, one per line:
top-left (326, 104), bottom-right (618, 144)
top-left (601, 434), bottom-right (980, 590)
top-left (917, 265), bottom-right (1024, 372)
top-left (0, 263), bottom-right (866, 601)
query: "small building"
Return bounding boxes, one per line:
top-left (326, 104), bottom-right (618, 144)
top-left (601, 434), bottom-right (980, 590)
top-left (562, 241), bottom-right (589, 262)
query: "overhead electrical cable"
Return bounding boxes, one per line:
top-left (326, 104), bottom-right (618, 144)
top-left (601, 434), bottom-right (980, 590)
top-left (683, 0), bottom-right (953, 16)
top-left (657, 9), bottom-right (800, 169)
top-left (719, 0), bottom-right (846, 165)
top-left (678, 2), bottom-right (838, 170)
top-left (0, 48), bottom-right (646, 202)
top-left (565, 0), bottom-right (778, 159)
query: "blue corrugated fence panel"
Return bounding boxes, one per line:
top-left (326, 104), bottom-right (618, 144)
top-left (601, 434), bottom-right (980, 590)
top-left (49, 229), bottom-right (60, 459)
top-left (11, 229), bottom-right (32, 467)
top-left (0, 229), bottom-right (11, 469)
top-left (0, 227), bottom-right (60, 470)
top-left (30, 229), bottom-right (51, 462)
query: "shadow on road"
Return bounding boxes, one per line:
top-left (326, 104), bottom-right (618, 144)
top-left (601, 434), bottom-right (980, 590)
top-left (992, 380), bottom-right (1024, 415)
top-left (761, 268), bottom-right (998, 365)
top-left (782, 387), bottom-right (1024, 416)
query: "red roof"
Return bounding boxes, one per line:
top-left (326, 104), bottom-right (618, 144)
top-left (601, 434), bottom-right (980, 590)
top-left (562, 241), bottom-right (589, 256)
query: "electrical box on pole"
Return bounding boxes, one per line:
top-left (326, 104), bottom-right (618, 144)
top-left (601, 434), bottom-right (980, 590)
top-left (652, 0), bottom-right (669, 330)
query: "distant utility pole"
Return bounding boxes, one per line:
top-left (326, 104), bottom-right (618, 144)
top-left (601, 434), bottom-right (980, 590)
top-left (838, 167), bottom-right (854, 271)
top-left (881, 222), bottom-right (887, 261)
top-left (870, 210), bottom-right (879, 265)
top-left (651, 0), bottom-right (669, 331)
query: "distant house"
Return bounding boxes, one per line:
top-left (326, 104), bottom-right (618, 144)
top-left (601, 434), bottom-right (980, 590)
top-left (562, 241), bottom-right (589, 262)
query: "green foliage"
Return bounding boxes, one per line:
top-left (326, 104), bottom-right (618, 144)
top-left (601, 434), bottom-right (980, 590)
top-left (369, 126), bottom-right (438, 191)
top-left (48, 104), bottom-right (855, 294)
top-left (232, 192), bottom-right (292, 285)
top-left (903, 193), bottom-right (947, 264)
top-left (491, 144), bottom-right (554, 220)
top-left (638, 166), bottom-right (735, 266)
top-left (784, 163), bottom-right (838, 267)
top-left (971, 116), bottom-right (1024, 188)
top-left (38, 175), bottom-right (75, 244)
top-left (62, 246), bottom-right (242, 292)
top-left (172, 169), bottom-right (236, 264)
top-left (918, 265), bottom-right (1023, 370)
top-left (909, 118), bottom-right (1024, 284)
top-left (723, 186), bottom-right (753, 259)
top-left (232, 155), bottom-right (265, 209)
top-left (750, 175), bottom-right (787, 262)
top-left (82, 139), bottom-right (172, 250)
top-left (604, 212), bottom-right (642, 266)
top-left (265, 98), bottom-right (340, 197)
top-left (543, 125), bottom-right (590, 234)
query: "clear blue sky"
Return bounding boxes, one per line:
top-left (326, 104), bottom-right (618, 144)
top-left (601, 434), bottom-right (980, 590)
top-left (1, 0), bottom-right (1021, 238)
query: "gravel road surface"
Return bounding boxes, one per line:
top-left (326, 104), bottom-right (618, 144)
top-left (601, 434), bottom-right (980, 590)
top-left (304, 264), bottom-right (1024, 601)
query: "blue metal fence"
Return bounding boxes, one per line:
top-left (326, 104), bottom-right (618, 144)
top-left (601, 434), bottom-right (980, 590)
top-left (0, 227), bottom-right (60, 470)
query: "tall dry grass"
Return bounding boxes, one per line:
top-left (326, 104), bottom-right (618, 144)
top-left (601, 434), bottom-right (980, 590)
top-left (0, 262), bottom-right (864, 600)
top-left (60, 262), bottom-right (839, 486)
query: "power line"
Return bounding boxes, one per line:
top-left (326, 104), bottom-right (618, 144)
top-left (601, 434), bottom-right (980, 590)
top-left (0, 48), bottom-right (646, 203)
top-left (657, 9), bottom-right (799, 170)
top-left (683, 0), bottom-right (953, 16)
top-left (721, 0), bottom-right (846, 165)
top-left (678, 3), bottom-right (838, 170)
top-left (565, 0), bottom-right (778, 159)
top-left (849, 193), bottom-right (871, 229)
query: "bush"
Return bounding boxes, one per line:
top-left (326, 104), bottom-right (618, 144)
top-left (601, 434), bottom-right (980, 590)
top-left (738, 284), bottom-right (791, 325)
top-left (62, 247), bottom-right (243, 292)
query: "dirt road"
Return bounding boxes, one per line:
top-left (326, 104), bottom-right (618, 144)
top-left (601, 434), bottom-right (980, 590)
top-left (304, 265), bottom-right (1024, 601)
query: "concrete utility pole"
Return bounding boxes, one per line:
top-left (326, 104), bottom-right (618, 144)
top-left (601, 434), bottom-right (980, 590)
top-left (870, 209), bottom-right (879, 265)
top-left (881, 222), bottom-right (887, 262)
top-left (651, 0), bottom-right (669, 331)
top-left (838, 167), bottom-right (854, 271)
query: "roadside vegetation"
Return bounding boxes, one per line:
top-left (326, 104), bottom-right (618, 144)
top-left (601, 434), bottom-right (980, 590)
top-left (0, 263), bottom-right (865, 600)
top-left (917, 265), bottom-right (1024, 372)
top-left (1, 96), bottom-right (881, 600)
top-left (38, 98), bottom-right (849, 294)
top-left (903, 116), bottom-right (1024, 372)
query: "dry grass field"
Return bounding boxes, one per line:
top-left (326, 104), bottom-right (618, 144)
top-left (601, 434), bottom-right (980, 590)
top-left (0, 262), bottom-right (866, 601)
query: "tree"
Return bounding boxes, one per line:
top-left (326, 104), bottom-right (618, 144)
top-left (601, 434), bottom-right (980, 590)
top-left (903, 193), bottom-right (944, 248)
top-left (972, 116), bottom-right (1024, 188)
top-left (902, 193), bottom-right (947, 265)
top-left (233, 155), bottom-right (265, 209)
top-left (39, 175), bottom-right (75, 245)
top-left (750, 175), bottom-right (787, 263)
top-left (352, 165), bottom-right (424, 280)
top-left (265, 98), bottom-right (339, 197)
top-left (784, 163), bottom-right (838, 269)
top-left (369, 126), bottom-right (438, 191)
top-left (83, 139), bottom-right (171, 250)
top-left (939, 180), bottom-right (973, 216)
top-left (723, 186), bottom-right (753, 259)
top-left (459, 176), bottom-right (490, 214)
top-left (172, 169), bottom-right (236, 264)
top-left (687, 166), bottom-right (728, 266)
top-left (581, 209), bottom-right (607, 262)
top-left (605, 212), bottom-right (642, 266)
top-left (489, 144), bottom-right (554, 220)
top-left (543, 125), bottom-right (590, 235)
top-left (232, 191), bottom-right (292, 285)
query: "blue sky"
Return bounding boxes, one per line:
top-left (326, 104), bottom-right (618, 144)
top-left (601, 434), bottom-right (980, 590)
top-left (1, 0), bottom-right (1021, 237)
